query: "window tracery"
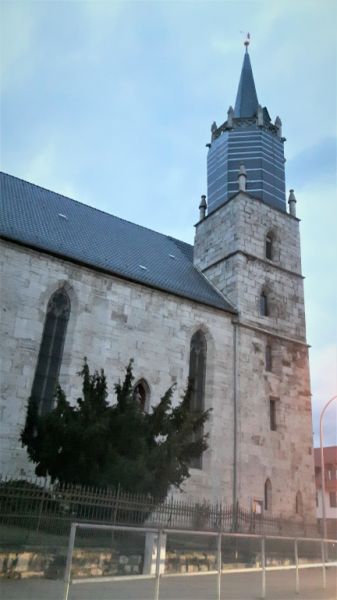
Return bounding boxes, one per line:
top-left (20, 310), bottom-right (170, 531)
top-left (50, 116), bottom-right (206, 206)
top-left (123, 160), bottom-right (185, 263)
top-left (31, 288), bottom-right (70, 415)
top-left (188, 330), bottom-right (207, 469)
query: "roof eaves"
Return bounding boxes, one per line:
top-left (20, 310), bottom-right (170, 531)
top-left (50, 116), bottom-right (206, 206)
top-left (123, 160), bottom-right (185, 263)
top-left (1, 235), bottom-right (234, 315)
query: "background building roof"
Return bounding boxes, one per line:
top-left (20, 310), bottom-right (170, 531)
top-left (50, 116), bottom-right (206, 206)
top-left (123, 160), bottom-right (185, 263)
top-left (314, 446), bottom-right (337, 466)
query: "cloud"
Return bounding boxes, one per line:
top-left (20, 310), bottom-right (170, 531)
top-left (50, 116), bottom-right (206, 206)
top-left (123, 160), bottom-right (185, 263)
top-left (311, 344), bottom-right (337, 447)
top-left (81, 0), bottom-right (124, 21)
top-left (287, 138), bottom-right (337, 189)
top-left (301, 176), bottom-right (337, 448)
top-left (0, 2), bottom-right (37, 90)
top-left (20, 138), bottom-right (92, 207)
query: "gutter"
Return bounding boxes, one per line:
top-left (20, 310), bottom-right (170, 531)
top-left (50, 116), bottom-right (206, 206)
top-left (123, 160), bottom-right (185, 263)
top-left (232, 317), bottom-right (239, 507)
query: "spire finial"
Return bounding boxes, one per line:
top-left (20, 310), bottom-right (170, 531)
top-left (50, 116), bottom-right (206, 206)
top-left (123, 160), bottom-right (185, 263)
top-left (244, 32), bottom-right (250, 52)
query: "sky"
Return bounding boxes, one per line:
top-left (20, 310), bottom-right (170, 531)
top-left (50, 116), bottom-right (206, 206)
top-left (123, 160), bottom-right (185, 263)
top-left (1, 0), bottom-right (336, 446)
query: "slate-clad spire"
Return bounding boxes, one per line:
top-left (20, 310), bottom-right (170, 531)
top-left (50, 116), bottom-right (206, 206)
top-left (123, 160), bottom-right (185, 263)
top-left (234, 47), bottom-right (259, 118)
top-left (207, 38), bottom-right (286, 214)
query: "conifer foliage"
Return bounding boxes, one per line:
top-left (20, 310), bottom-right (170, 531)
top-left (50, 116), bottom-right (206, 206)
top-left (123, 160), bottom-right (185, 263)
top-left (21, 360), bottom-right (210, 496)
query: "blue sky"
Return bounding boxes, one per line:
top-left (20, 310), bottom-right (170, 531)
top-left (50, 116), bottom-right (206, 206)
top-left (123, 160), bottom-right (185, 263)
top-left (1, 0), bottom-right (336, 445)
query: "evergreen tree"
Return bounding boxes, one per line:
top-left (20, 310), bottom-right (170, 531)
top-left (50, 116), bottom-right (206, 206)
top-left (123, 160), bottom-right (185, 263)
top-left (21, 360), bottom-right (210, 496)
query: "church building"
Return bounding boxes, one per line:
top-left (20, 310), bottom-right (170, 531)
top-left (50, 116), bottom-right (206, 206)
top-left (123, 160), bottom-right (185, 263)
top-left (0, 42), bottom-right (317, 522)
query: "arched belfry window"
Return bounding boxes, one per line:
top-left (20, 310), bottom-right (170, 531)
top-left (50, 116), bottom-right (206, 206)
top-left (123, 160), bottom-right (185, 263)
top-left (260, 291), bottom-right (269, 316)
top-left (31, 289), bottom-right (70, 415)
top-left (133, 380), bottom-right (150, 412)
top-left (265, 343), bottom-right (272, 372)
top-left (265, 232), bottom-right (273, 260)
top-left (188, 330), bottom-right (207, 469)
top-left (296, 491), bottom-right (303, 516)
top-left (264, 478), bottom-right (272, 511)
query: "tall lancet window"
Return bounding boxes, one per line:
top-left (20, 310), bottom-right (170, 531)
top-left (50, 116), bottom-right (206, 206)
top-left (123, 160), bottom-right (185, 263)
top-left (31, 289), bottom-right (70, 415)
top-left (133, 380), bottom-right (150, 412)
top-left (188, 330), bottom-right (207, 469)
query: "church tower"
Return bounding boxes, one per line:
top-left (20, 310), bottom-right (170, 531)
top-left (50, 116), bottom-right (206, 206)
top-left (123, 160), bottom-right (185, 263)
top-left (194, 38), bottom-right (316, 521)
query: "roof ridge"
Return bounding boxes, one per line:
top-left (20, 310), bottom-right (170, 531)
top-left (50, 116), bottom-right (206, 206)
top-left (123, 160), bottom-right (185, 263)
top-left (0, 171), bottom-right (193, 249)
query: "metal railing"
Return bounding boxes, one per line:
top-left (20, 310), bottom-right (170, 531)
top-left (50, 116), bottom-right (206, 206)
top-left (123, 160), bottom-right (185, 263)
top-left (63, 522), bottom-right (337, 600)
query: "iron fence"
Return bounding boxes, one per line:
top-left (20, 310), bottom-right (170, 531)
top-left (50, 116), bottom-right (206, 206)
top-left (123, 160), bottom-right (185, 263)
top-left (0, 476), bottom-right (320, 546)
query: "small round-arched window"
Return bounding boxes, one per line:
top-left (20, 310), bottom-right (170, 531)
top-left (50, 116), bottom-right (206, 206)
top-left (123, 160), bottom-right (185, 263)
top-left (133, 380), bottom-right (150, 412)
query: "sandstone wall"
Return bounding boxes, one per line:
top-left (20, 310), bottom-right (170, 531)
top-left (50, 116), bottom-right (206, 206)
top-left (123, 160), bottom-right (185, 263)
top-left (0, 240), bottom-right (234, 504)
top-left (194, 192), bottom-right (317, 521)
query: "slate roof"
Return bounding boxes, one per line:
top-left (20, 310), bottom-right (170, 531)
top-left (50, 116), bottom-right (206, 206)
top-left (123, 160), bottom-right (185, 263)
top-left (234, 50), bottom-right (259, 118)
top-left (0, 172), bottom-right (236, 314)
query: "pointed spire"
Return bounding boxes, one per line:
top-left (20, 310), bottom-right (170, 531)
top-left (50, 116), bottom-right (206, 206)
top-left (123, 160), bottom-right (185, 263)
top-left (234, 43), bottom-right (259, 118)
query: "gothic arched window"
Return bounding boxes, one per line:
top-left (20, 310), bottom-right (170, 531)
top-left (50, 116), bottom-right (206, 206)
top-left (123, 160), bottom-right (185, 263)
top-left (295, 491), bottom-right (303, 516)
top-left (188, 330), bottom-right (207, 469)
top-left (133, 380), bottom-right (150, 412)
top-left (31, 289), bottom-right (70, 415)
top-left (265, 233), bottom-right (273, 260)
top-left (264, 478), bottom-right (272, 511)
top-left (260, 291), bottom-right (269, 316)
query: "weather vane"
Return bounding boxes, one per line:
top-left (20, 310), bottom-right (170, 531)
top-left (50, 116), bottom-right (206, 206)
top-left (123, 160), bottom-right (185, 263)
top-left (240, 31), bottom-right (251, 50)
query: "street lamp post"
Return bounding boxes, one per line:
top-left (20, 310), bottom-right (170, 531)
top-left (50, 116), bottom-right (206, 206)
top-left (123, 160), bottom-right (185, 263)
top-left (319, 394), bottom-right (337, 540)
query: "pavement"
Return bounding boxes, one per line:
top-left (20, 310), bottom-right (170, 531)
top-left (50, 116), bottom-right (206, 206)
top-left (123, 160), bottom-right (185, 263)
top-left (0, 567), bottom-right (336, 600)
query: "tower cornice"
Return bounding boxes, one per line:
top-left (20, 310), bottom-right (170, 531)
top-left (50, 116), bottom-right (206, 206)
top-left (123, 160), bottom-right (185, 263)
top-left (195, 191), bottom-right (300, 228)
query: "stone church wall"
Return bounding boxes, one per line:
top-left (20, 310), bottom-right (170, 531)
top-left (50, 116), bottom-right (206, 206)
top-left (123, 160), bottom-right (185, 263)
top-left (194, 192), bottom-right (317, 521)
top-left (0, 239), bottom-right (235, 505)
top-left (194, 192), bottom-right (302, 277)
top-left (236, 325), bottom-right (316, 521)
top-left (194, 192), bottom-right (306, 341)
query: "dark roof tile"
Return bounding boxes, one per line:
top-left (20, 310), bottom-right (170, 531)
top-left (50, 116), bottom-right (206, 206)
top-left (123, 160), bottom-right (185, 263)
top-left (0, 172), bottom-right (236, 314)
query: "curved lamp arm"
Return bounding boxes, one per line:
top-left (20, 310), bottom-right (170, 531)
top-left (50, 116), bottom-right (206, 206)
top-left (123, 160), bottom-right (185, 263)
top-left (319, 394), bottom-right (337, 539)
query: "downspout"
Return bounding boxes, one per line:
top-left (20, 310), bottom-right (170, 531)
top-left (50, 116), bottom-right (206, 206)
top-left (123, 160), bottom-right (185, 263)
top-left (232, 317), bottom-right (239, 507)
